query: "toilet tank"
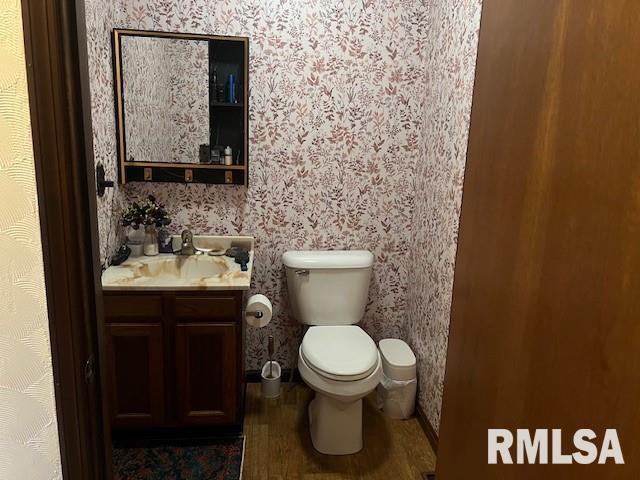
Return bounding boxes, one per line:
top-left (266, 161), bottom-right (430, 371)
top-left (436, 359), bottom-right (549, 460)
top-left (282, 250), bottom-right (373, 326)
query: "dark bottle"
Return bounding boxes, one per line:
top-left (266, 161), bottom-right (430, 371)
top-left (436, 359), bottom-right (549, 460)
top-left (227, 74), bottom-right (236, 103)
top-left (216, 84), bottom-right (225, 103)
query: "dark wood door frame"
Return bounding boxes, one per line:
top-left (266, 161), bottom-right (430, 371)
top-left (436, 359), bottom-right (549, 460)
top-left (21, 0), bottom-right (111, 478)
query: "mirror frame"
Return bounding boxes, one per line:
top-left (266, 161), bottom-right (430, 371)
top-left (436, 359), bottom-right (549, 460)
top-left (112, 29), bottom-right (249, 186)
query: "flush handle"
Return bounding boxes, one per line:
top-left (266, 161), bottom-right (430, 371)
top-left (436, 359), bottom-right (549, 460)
top-left (295, 269), bottom-right (309, 276)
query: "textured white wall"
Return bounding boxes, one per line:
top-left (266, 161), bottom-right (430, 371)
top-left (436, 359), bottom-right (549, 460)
top-left (0, 0), bottom-right (62, 478)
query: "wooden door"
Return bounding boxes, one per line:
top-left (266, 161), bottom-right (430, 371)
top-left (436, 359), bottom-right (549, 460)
top-left (105, 324), bottom-right (164, 427)
top-left (437, 0), bottom-right (640, 478)
top-left (175, 323), bottom-right (238, 425)
top-left (21, 0), bottom-right (112, 476)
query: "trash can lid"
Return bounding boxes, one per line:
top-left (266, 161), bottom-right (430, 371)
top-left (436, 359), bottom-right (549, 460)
top-left (379, 339), bottom-right (416, 380)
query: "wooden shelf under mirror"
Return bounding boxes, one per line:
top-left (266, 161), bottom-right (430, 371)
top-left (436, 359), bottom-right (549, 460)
top-left (123, 163), bottom-right (245, 185)
top-left (124, 162), bottom-right (246, 171)
top-left (113, 29), bottom-right (249, 186)
top-left (211, 103), bottom-right (245, 108)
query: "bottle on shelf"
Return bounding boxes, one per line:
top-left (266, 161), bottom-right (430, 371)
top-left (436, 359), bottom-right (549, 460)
top-left (227, 74), bottom-right (236, 103)
top-left (224, 146), bottom-right (233, 166)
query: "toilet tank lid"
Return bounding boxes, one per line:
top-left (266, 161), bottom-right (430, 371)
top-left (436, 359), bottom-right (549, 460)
top-left (282, 250), bottom-right (373, 269)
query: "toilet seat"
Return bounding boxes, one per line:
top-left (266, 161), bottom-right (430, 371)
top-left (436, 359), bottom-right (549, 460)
top-left (301, 326), bottom-right (378, 381)
top-left (298, 346), bottom-right (382, 401)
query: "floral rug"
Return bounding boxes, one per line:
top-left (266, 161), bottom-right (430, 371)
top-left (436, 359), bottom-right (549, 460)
top-left (113, 438), bottom-right (244, 480)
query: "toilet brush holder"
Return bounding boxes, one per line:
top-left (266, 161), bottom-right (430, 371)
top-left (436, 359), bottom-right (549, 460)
top-left (261, 361), bottom-right (281, 399)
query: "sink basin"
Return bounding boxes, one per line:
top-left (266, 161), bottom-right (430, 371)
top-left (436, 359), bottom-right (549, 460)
top-left (102, 235), bottom-right (253, 291)
top-left (106, 255), bottom-right (229, 284)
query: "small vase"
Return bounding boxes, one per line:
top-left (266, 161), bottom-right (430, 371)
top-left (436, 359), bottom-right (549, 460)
top-left (126, 227), bottom-right (145, 257)
top-left (143, 225), bottom-right (159, 256)
top-left (127, 227), bottom-right (145, 244)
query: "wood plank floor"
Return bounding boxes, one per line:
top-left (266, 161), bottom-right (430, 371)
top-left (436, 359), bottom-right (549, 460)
top-left (243, 383), bottom-right (436, 479)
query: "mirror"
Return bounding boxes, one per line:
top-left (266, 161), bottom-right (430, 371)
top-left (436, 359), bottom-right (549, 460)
top-left (113, 30), bottom-right (249, 185)
top-left (121, 36), bottom-right (209, 165)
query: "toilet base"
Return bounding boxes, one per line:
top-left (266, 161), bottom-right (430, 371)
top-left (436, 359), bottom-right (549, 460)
top-left (308, 392), bottom-right (363, 455)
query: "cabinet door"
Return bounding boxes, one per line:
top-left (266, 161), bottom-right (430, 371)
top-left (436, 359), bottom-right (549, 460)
top-left (105, 324), bottom-right (164, 428)
top-left (175, 323), bottom-right (238, 425)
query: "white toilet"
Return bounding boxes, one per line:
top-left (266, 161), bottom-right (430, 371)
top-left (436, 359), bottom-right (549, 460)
top-left (283, 250), bottom-right (382, 455)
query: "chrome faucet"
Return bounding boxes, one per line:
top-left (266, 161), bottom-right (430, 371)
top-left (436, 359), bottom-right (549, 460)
top-left (178, 229), bottom-right (196, 255)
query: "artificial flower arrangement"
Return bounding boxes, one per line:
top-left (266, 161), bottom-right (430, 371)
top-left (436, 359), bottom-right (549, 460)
top-left (121, 195), bottom-right (171, 230)
top-left (121, 195), bottom-right (172, 256)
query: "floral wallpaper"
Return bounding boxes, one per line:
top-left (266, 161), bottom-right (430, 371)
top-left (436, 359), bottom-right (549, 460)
top-left (87, 0), bottom-right (429, 372)
top-left (405, 0), bottom-right (482, 432)
top-left (85, 0), bottom-right (125, 266)
top-left (84, 0), bottom-right (483, 434)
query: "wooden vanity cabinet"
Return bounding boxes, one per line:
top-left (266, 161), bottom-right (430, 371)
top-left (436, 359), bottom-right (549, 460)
top-left (103, 290), bottom-right (244, 432)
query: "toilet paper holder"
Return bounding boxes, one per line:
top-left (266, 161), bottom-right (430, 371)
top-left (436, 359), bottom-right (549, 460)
top-left (245, 294), bottom-right (272, 328)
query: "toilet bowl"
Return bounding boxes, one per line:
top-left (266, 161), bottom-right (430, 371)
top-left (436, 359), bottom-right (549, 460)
top-left (283, 250), bottom-right (378, 455)
top-left (298, 326), bottom-right (382, 454)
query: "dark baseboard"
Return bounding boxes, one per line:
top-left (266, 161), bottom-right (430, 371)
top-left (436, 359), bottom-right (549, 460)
top-left (245, 368), bottom-right (302, 383)
top-left (416, 403), bottom-right (439, 454)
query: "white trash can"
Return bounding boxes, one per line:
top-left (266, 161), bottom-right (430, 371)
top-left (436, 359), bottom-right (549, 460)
top-left (377, 339), bottom-right (417, 419)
